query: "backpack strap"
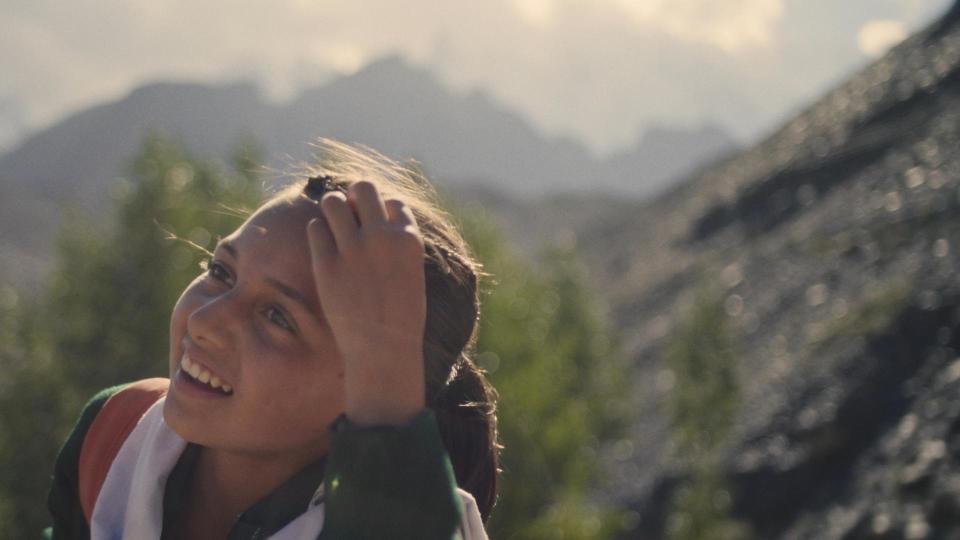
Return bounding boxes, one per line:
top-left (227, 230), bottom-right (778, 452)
top-left (78, 378), bottom-right (169, 524)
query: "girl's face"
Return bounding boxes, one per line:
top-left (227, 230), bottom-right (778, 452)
top-left (163, 196), bottom-right (345, 462)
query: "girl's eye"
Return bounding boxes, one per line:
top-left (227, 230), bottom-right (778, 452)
top-left (265, 307), bottom-right (296, 333)
top-left (204, 259), bottom-right (233, 285)
top-left (200, 258), bottom-right (296, 334)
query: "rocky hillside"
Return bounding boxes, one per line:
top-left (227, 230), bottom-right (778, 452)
top-left (536, 4), bottom-right (960, 539)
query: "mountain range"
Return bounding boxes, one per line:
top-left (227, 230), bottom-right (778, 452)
top-left (0, 55), bottom-right (735, 291)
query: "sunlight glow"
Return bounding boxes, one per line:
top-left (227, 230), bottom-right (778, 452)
top-left (858, 19), bottom-right (908, 57)
top-left (515, 0), bottom-right (556, 26)
top-left (311, 43), bottom-right (367, 73)
top-left (613, 0), bottom-right (785, 52)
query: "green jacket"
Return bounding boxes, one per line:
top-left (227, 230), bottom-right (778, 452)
top-left (46, 384), bottom-right (469, 539)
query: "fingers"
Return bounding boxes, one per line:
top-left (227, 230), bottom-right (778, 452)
top-left (384, 199), bottom-right (419, 231)
top-left (307, 216), bottom-right (337, 259)
top-left (320, 192), bottom-right (359, 248)
top-left (319, 182), bottom-right (421, 253)
top-left (347, 181), bottom-right (388, 227)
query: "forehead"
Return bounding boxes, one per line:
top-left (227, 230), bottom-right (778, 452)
top-left (234, 194), bottom-right (321, 237)
top-left (222, 196), bottom-right (321, 274)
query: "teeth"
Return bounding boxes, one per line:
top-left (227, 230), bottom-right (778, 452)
top-left (180, 353), bottom-right (232, 394)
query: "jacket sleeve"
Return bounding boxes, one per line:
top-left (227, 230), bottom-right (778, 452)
top-left (319, 409), bottom-right (467, 540)
top-left (45, 385), bottom-right (124, 540)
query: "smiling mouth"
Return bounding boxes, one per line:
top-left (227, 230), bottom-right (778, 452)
top-left (180, 354), bottom-right (233, 395)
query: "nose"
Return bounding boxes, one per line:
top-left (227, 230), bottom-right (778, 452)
top-left (185, 292), bottom-right (238, 352)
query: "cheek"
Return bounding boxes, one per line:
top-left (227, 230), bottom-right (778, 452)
top-left (170, 285), bottom-right (198, 334)
top-left (275, 363), bottom-right (346, 423)
top-left (168, 281), bottom-right (204, 364)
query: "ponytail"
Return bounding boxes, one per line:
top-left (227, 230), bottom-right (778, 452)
top-left (418, 243), bottom-right (500, 522)
top-left (431, 354), bottom-right (499, 521)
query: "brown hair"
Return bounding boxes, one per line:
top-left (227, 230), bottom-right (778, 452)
top-left (271, 140), bottom-right (500, 520)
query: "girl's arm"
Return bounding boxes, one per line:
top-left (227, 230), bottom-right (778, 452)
top-left (307, 181), bottom-right (467, 538)
top-left (319, 410), bottom-right (465, 539)
top-left (307, 181), bottom-right (427, 427)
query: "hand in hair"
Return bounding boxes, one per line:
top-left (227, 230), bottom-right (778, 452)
top-left (307, 180), bottom-right (427, 427)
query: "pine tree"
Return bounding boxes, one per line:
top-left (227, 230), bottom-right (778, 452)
top-left (0, 134), bottom-right (261, 539)
top-left (664, 284), bottom-right (751, 540)
top-left (460, 210), bottom-right (631, 539)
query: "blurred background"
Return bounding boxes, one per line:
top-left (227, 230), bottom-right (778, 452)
top-left (2, 1), bottom-right (960, 538)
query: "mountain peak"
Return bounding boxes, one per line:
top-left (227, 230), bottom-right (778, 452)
top-left (125, 79), bottom-right (260, 102)
top-left (635, 122), bottom-right (735, 148)
top-left (346, 54), bottom-right (433, 84)
top-left (357, 53), bottom-right (409, 73)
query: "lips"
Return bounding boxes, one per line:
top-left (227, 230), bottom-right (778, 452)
top-left (180, 352), bottom-right (233, 395)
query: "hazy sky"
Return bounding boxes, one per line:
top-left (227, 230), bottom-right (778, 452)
top-left (0, 0), bottom-right (953, 155)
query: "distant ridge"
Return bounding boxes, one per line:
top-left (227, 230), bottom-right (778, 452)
top-left (0, 55), bottom-right (736, 290)
top-left (0, 55), bottom-right (735, 203)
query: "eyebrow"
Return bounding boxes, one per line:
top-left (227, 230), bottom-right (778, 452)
top-left (215, 240), bottom-right (315, 314)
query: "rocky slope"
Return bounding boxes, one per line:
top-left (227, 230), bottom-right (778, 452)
top-left (533, 4), bottom-right (960, 538)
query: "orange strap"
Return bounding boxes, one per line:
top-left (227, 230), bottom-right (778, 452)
top-left (78, 378), bottom-right (169, 524)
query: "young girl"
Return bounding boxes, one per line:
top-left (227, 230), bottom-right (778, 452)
top-left (46, 142), bottom-right (499, 539)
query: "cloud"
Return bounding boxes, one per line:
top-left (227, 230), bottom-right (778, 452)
top-left (0, 0), bottom-right (951, 154)
top-left (612, 0), bottom-right (785, 52)
top-left (0, 0), bottom-right (775, 152)
top-left (510, 0), bottom-right (787, 52)
top-left (514, 0), bottom-right (557, 26)
top-left (857, 19), bottom-right (908, 57)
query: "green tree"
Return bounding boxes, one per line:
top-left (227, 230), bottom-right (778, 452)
top-left (664, 284), bottom-right (751, 540)
top-left (459, 211), bottom-right (631, 539)
top-left (0, 134), bottom-right (262, 539)
top-left (47, 134), bottom-right (262, 399)
top-left (0, 134), bottom-right (630, 539)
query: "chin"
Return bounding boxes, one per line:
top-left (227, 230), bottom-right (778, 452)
top-left (162, 390), bottom-right (203, 444)
top-left (167, 343), bottom-right (182, 378)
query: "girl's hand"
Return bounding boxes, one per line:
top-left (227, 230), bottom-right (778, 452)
top-left (306, 181), bottom-right (427, 427)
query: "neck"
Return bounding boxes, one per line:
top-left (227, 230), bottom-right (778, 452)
top-left (183, 443), bottom-right (326, 537)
